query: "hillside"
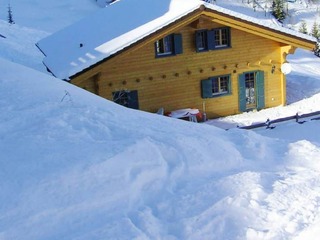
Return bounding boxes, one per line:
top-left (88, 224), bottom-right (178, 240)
top-left (0, 0), bottom-right (320, 239)
top-left (0, 0), bottom-right (99, 32)
top-left (1, 49), bottom-right (320, 240)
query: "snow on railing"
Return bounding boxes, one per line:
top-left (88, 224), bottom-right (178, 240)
top-left (238, 111), bottom-right (320, 130)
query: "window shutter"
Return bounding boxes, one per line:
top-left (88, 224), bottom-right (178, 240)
top-left (256, 71), bottom-right (265, 110)
top-left (207, 30), bottom-right (215, 50)
top-left (227, 75), bottom-right (232, 94)
top-left (201, 79), bottom-right (213, 98)
top-left (238, 74), bottom-right (246, 112)
top-left (127, 90), bottom-right (139, 109)
top-left (226, 28), bottom-right (231, 47)
top-left (173, 34), bottom-right (183, 55)
top-left (195, 31), bottom-right (202, 52)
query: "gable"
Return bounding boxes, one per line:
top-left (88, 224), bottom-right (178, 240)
top-left (37, 0), bottom-right (316, 80)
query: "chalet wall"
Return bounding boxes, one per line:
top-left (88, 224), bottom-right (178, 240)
top-left (71, 18), bottom-right (287, 119)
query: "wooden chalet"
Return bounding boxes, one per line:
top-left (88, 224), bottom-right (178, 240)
top-left (37, 0), bottom-right (316, 119)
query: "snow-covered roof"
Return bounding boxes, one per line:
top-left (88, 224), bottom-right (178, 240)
top-left (37, 0), bottom-right (316, 80)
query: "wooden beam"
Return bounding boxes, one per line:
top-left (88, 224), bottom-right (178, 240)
top-left (247, 61), bottom-right (261, 68)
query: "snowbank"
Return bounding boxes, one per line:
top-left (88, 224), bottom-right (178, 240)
top-left (1, 53), bottom-right (320, 239)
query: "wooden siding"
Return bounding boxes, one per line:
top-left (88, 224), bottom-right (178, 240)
top-left (71, 17), bottom-right (290, 119)
top-left (75, 73), bottom-right (100, 95)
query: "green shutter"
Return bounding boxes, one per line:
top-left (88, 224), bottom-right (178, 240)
top-left (201, 79), bottom-right (213, 98)
top-left (173, 34), bottom-right (183, 54)
top-left (127, 90), bottom-right (139, 109)
top-left (238, 74), bottom-right (246, 112)
top-left (256, 71), bottom-right (265, 110)
top-left (227, 75), bottom-right (232, 94)
top-left (207, 30), bottom-right (215, 50)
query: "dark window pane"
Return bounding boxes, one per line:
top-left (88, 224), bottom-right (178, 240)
top-left (212, 78), bottom-right (219, 93)
top-left (196, 31), bottom-right (207, 51)
top-left (156, 35), bottom-right (173, 55)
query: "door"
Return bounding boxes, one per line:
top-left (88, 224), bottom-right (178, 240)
top-left (239, 71), bottom-right (265, 112)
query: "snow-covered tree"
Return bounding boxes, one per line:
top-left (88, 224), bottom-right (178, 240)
top-left (299, 21), bottom-right (308, 34)
top-left (311, 21), bottom-right (320, 39)
top-left (271, 0), bottom-right (286, 22)
top-left (7, 3), bottom-right (15, 24)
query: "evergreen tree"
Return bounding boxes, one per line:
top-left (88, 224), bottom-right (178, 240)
top-left (299, 21), bottom-right (308, 34)
top-left (271, 0), bottom-right (286, 22)
top-left (311, 21), bottom-right (320, 39)
top-left (7, 3), bottom-right (15, 24)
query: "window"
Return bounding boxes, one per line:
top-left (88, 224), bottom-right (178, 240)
top-left (156, 35), bottom-right (173, 55)
top-left (195, 27), bottom-right (230, 52)
top-left (212, 76), bottom-right (229, 95)
top-left (155, 34), bottom-right (183, 57)
top-left (201, 75), bottom-right (231, 98)
top-left (112, 90), bottom-right (139, 109)
top-left (214, 28), bottom-right (229, 48)
top-left (195, 30), bottom-right (208, 51)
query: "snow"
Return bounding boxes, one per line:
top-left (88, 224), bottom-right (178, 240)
top-left (37, 0), bottom-right (204, 79)
top-left (0, 0), bottom-right (99, 32)
top-left (0, 0), bottom-right (320, 239)
top-left (0, 20), bottom-right (49, 72)
top-left (36, 0), bottom-right (315, 80)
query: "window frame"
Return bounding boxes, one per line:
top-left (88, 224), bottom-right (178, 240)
top-left (112, 90), bottom-right (139, 109)
top-left (195, 27), bottom-right (231, 52)
top-left (214, 28), bottom-right (230, 49)
top-left (201, 74), bottom-right (232, 98)
top-left (195, 30), bottom-right (208, 52)
top-left (155, 35), bottom-right (173, 56)
top-left (155, 33), bottom-right (183, 57)
top-left (212, 75), bottom-right (230, 96)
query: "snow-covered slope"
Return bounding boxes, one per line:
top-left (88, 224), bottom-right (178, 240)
top-left (0, 0), bottom-right (320, 239)
top-left (0, 20), bottom-right (48, 72)
top-left (0, 0), bottom-right (99, 32)
top-left (1, 55), bottom-right (320, 240)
